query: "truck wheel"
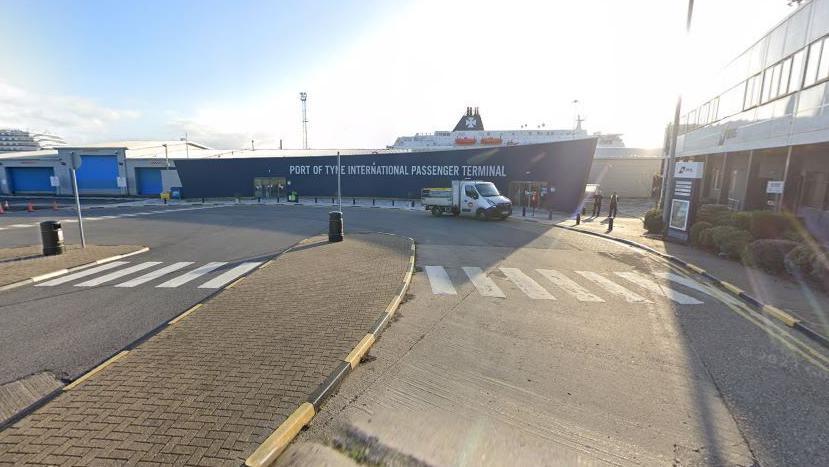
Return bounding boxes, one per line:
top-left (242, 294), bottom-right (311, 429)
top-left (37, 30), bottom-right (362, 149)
top-left (431, 206), bottom-right (442, 217)
top-left (475, 208), bottom-right (486, 220)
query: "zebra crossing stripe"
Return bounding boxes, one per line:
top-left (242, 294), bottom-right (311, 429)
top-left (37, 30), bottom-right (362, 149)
top-left (36, 261), bottom-right (130, 287)
top-left (575, 271), bottom-right (651, 303)
top-left (115, 262), bottom-right (195, 287)
top-left (156, 262), bottom-right (227, 288)
top-left (424, 266), bottom-right (457, 295)
top-left (653, 272), bottom-right (713, 296)
top-left (76, 262), bottom-right (163, 287)
top-left (536, 269), bottom-right (604, 302)
top-left (462, 267), bottom-right (505, 298)
top-left (197, 262), bottom-right (262, 289)
top-left (614, 271), bottom-right (703, 305)
top-left (499, 267), bottom-right (556, 300)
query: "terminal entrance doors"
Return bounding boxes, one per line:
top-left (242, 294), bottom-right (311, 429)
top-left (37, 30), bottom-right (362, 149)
top-left (509, 181), bottom-right (547, 208)
top-left (253, 177), bottom-right (285, 199)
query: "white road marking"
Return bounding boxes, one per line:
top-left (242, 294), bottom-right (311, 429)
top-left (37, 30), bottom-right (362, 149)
top-left (536, 269), bottom-right (604, 302)
top-left (575, 271), bottom-right (651, 303)
top-left (500, 267), bottom-right (556, 300)
top-left (75, 262), bottom-right (163, 287)
top-left (10, 224), bottom-right (32, 228)
top-left (36, 261), bottom-right (130, 286)
top-left (462, 267), bottom-right (506, 298)
top-left (197, 262), bottom-right (261, 289)
top-left (425, 266), bottom-right (457, 295)
top-left (115, 262), bottom-right (194, 287)
top-left (615, 271), bottom-right (703, 305)
top-left (156, 262), bottom-right (227, 288)
top-left (653, 272), bottom-right (714, 296)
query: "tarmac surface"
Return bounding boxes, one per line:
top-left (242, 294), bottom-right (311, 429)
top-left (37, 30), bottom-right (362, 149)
top-left (1, 201), bottom-right (828, 466)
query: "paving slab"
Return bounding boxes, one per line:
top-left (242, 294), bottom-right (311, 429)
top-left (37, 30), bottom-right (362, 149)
top-left (0, 245), bottom-right (146, 288)
top-left (0, 232), bottom-right (412, 466)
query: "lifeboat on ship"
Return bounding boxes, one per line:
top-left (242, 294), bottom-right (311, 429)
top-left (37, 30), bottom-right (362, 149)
top-left (454, 136), bottom-right (476, 145)
top-left (480, 136), bottom-right (502, 145)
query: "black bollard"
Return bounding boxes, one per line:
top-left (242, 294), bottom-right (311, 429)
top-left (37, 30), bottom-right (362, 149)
top-left (548, 209), bottom-right (552, 220)
top-left (392, 199), bottom-right (395, 206)
top-left (258, 197), bottom-right (261, 203)
top-left (576, 213), bottom-right (581, 225)
top-left (332, 197), bottom-right (335, 204)
top-left (411, 200), bottom-right (415, 207)
top-left (607, 217), bottom-right (614, 232)
top-left (353, 198), bottom-right (356, 205)
top-left (522, 206), bottom-right (526, 217)
top-left (328, 211), bottom-right (344, 242)
top-left (40, 221), bottom-right (65, 256)
top-left (201, 197), bottom-right (205, 204)
top-left (372, 199), bottom-right (375, 206)
top-left (315, 197), bottom-right (318, 203)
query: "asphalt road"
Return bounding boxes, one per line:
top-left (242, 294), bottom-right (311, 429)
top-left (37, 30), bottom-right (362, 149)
top-left (1, 203), bottom-right (828, 466)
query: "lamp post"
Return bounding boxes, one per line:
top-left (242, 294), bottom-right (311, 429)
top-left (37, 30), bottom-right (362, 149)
top-left (162, 144), bottom-right (169, 169)
top-left (661, 0), bottom-right (694, 230)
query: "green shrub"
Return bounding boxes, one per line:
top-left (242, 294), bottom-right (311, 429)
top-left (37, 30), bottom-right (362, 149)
top-left (699, 228), bottom-right (716, 249)
top-left (710, 225), bottom-right (740, 249)
top-left (696, 204), bottom-right (732, 224)
top-left (689, 221), bottom-right (713, 245)
top-left (742, 239), bottom-right (799, 274)
top-left (719, 230), bottom-right (753, 259)
top-left (811, 251), bottom-right (829, 290)
top-left (643, 209), bottom-right (664, 234)
top-left (749, 211), bottom-right (791, 239)
top-left (732, 211), bottom-right (753, 231)
top-left (784, 245), bottom-right (816, 277)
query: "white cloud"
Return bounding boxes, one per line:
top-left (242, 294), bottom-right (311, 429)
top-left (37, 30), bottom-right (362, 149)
top-left (0, 80), bottom-right (140, 143)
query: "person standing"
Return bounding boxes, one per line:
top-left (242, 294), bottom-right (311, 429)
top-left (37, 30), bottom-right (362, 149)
top-left (592, 191), bottom-right (603, 217)
top-left (608, 192), bottom-right (618, 218)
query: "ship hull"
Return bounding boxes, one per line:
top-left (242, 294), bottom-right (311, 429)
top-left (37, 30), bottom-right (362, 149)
top-left (174, 139), bottom-right (597, 212)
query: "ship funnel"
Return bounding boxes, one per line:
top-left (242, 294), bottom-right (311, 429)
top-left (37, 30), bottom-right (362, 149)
top-left (453, 107), bottom-right (485, 132)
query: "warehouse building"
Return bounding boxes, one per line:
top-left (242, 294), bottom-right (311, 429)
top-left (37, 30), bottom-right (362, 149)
top-left (675, 0), bottom-right (829, 239)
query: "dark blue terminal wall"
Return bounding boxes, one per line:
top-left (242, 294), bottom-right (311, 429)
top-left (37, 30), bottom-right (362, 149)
top-left (174, 139), bottom-right (597, 211)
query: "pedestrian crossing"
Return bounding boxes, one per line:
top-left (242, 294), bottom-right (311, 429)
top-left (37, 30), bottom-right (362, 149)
top-left (423, 266), bottom-right (711, 305)
top-left (34, 260), bottom-right (263, 289)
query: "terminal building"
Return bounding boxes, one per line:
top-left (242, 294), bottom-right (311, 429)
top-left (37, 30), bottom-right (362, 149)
top-left (675, 0), bottom-right (829, 237)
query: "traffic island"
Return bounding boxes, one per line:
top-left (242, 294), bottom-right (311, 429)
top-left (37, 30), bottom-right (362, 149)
top-left (0, 232), bottom-right (414, 466)
top-left (0, 244), bottom-right (149, 291)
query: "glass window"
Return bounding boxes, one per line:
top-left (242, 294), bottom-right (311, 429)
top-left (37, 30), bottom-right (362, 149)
top-left (688, 110), bottom-right (696, 128)
top-left (700, 103), bottom-right (710, 124)
top-left (762, 68), bottom-right (773, 103)
top-left (770, 63), bottom-right (782, 98)
top-left (744, 76), bottom-right (755, 109)
top-left (780, 57), bottom-right (792, 95)
top-left (819, 37), bottom-right (829, 81)
top-left (790, 49), bottom-right (805, 92)
top-left (711, 97), bottom-right (719, 122)
top-left (804, 40), bottom-right (822, 87)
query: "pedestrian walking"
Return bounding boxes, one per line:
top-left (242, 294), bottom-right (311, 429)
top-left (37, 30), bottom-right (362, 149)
top-left (608, 192), bottom-right (618, 218)
top-left (591, 191), bottom-right (603, 217)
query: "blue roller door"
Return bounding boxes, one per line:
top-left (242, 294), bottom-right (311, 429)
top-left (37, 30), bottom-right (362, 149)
top-left (76, 155), bottom-right (118, 190)
top-left (8, 167), bottom-right (55, 193)
top-left (135, 168), bottom-right (163, 195)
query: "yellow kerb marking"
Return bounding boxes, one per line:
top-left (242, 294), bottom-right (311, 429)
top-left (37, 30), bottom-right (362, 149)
top-left (687, 264), bottom-right (705, 274)
top-left (763, 304), bottom-right (800, 327)
top-left (345, 334), bottom-right (376, 369)
top-left (169, 303), bottom-right (202, 325)
top-left (63, 351), bottom-right (129, 391)
top-left (245, 402), bottom-right (316, 467)
top-left (721, 281), bottom-right (743, 295)
top-left (226, 277), bottom-right (245, 289)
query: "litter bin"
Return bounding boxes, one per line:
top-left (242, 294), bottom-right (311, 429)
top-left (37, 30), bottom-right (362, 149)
top-left (328, 211), bottom-right (343, 242)
top-left (40, 221), bottom-right (65, 256)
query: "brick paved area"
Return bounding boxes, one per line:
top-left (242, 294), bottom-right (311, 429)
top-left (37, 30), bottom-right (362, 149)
top-left (0, 245), bottom-right (143, 288)
top-left (0, 233), bottom-right (412, 466)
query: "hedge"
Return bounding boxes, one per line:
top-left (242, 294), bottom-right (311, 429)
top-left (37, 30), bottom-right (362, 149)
top-left (748, 211), bottom-right (791, 239)
top-left (784, 245), bottom-right (815, 277)
top-left (689, 221), bottom-right (713, 245)
top-left (812, 251), bottom-right (829, 290)
top-left (643, 209), bottom-right (664, 234)
top-left (696, 204), bottom-right (732, 224)
top-left (741, 239), bottom-right (799, 274)
top-left (699, 228), bottom-right (716, 249)
top-left (719, 230), bottom-right (753, 259)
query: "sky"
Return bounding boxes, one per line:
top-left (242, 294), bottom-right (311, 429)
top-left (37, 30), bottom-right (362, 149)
top-left (0, 0), bottom-right (797, 149)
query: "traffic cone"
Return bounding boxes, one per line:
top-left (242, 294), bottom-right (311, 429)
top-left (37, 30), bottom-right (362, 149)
top-left (52, 200), bottom-right (59, 210)
top-left (0, 203), bottom-right (4, 215)
top-left (27, 202), bottom-right (35, 212)
top-left (2, 201), bottom-right (8, 210)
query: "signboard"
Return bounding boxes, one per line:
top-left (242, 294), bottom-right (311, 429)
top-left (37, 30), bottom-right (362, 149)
top-left (669, 199), bottom-right (691, 231)
top-left (116, 177), bottom-right (127, 188)
top-left (766, 180), bottom-right (784, 194)
top-left (50, 176), bottom-right (60, 187)
top-left (674, 161), bottom-right (704, 179)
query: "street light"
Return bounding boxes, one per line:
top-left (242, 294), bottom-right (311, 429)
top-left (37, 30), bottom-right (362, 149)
top-left (162, 143), bottom-right (169, 169)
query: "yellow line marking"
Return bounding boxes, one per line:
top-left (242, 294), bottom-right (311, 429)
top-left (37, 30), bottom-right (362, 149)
top-left (245, 402), bottom-right (316, 467)
top-left (225, 277), bottom-right (245, 289)
top-left (345, 334), bottom-right (376, 369)
top-left (686, 264), bottom-right (705, 274)
top-left (168, 303), bottom-right (203, 325)
top-left (63, 351), bottom-right (129, 391)
top-left (720, 281), bottom-right (743, 295)
top-left (762, 304), bottom-right (800, 327)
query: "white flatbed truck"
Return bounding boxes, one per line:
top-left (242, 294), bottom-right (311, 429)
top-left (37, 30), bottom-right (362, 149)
top-left (421, 180), bottom-right (513, 220)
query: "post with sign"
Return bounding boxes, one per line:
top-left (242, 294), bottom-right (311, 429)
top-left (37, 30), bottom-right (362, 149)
top-left (666, 161), bottom-right (704, 243)
top-left (766, 180), bottom-right (784, 212)
top-left (69, 152), bottom-right (86, 248)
